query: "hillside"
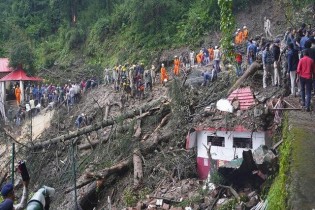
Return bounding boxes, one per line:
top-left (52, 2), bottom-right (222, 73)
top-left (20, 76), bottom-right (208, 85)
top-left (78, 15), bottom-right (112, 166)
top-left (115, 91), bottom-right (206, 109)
top-left (0, 0), bottom-right (315, 210)
top-left (0, 0), bottom-right (311, 79)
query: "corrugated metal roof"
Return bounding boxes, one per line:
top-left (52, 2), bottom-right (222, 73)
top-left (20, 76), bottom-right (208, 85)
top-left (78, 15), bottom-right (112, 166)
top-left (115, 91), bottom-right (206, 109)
top-left (228, 87), bottom-right (255, 110)
top-left (0, 58), bottom-right (13, 73)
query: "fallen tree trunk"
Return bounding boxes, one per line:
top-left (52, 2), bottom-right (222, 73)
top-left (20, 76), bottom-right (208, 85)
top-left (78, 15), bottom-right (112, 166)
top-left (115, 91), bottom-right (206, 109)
top-left (133, 119), bottom-right (142, 138)
top-left (32, 97), bottom-right (169, 150)
top-left (79, 109), bottom-right (171, 151)
top-left (227, 61), bottom-right (262, 95)
top-left (133, 149), bottom-right (143, 188)
top-left (104, 104), bottom-right (110, 120)
top-left (66, 130), bottom-right (172, 195)
top-left (85, 159), bottom-right (132, 180)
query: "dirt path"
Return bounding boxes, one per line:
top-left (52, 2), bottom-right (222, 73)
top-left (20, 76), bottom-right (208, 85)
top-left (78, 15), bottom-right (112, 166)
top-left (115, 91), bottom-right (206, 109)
top-left (19, 109), bottom-right (55, 141)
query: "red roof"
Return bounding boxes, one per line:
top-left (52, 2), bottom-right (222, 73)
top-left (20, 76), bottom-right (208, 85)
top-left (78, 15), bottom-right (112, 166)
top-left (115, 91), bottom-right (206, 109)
top-left (227, 87), bottom-right (255, 110)
top-left (0, 68), bottom-right (42, 81)
top-left (0, 58), bottom-right (13, 73)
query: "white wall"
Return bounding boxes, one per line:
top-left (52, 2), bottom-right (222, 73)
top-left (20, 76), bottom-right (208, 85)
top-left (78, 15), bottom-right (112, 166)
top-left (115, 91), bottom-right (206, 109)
top-left (187, 131), bottom-right (197, 149)
top-left (196, 130), bottom-right (265, 161)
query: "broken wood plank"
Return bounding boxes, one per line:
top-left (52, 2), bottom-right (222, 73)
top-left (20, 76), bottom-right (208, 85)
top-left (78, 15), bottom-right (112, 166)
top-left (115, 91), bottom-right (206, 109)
top-left (272, 139), bottom-right (283, 150)
top-left (133, 149), bottom-right (143, 188)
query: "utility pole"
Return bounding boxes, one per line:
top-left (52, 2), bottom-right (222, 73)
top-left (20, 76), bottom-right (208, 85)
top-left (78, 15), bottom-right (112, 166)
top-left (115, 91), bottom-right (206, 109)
top-left (11, 143), bottom-right (15, 185)
top-left (71, 139), bottom-right (78, 209)
top-left (30, 111), bottom-right (32, 143)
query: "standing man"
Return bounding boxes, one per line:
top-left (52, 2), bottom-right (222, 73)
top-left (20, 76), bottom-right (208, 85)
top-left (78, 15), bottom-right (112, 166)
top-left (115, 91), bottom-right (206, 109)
top-left (173, 56), bottom-right (180, 76)
top-left (150, 65), bottom-right (156, 85)
top-left (235, 50), bottom-right (243, 77)
top-left (243, 26), bottom-right (249, 41)
top-left (273, 39), bottom-right (281, 86)
top-left (213, 46), bottom-right (221, 73)
top-left (262, 43), bottom-right (275, 88)
top-left (143, 68), bottom-right (152, 92)
top-left (287, 43), bottom-right (299, 96)
top-left (296, 49), bottom-right (315, 111)
top-left (160, 63), bottom-right (168, 86)
top-left (247, 39), bottom-right (257, 65)
top-left (189, 50), bottom-right (195, 67)
top-left (264, 17), bottom-right (272, 38)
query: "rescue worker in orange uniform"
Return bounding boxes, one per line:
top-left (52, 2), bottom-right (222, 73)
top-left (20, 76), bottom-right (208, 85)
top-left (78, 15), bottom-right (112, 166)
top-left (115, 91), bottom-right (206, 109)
top-left (238, 29), bottom-right (244, 44)
top-left (196, 50), bottom-right (203, 67)
top-left (173, 56), bottom-right (180, 76)
top-left (208, 47), bottom-right (214, 61)
top-left (243, 26), bottom-right (249, 41)
top-left (160, 63), bottom-right (168, 86)
top-left (15, 84), bottom-right (21, 105)
top-left (234, 29), bottom-right (240, 44)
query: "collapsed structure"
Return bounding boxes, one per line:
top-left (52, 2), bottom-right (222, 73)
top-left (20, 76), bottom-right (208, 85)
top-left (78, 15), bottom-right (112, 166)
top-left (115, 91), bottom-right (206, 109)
top-left (186, 86), bottom-right (277, 180)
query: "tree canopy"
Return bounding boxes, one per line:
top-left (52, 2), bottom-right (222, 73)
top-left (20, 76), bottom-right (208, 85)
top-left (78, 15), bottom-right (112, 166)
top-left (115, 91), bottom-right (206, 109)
top-left (1, 0), bottom-right (310, 73)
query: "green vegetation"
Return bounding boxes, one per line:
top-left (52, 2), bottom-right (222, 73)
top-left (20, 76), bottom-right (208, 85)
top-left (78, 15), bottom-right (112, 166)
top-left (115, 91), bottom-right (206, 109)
top-left (218, 0), bottom-right (235, 62)
top-left (0, 0), bottom-right (312, 76)
top-left (218, 198), bottom-right (237, 210)
top-left (0, 0), bottom-right (222, 73)
top-left (0, 0), bottom-right (266, 76)
top-left (122, 187), bottom-right (138, 207)
top-left (122, 187), bottom-right (152, 207)
top-left (266, 115), bottom-right (291, 210)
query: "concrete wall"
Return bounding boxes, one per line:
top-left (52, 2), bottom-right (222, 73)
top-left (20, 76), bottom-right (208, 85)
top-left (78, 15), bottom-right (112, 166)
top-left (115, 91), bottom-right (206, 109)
top-left (196, 130), bottom-right (265, 161)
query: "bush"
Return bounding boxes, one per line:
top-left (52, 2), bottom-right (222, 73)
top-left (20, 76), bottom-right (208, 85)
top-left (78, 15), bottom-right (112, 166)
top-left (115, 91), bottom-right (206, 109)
top-left (65, 25), bottom-right (86, 50)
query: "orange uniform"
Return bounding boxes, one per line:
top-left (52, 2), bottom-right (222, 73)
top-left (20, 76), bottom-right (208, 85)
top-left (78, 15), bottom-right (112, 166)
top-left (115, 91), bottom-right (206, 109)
top-left (160, 67), bottom-right (168, 83)
top-left (235, 31), bottom-right (244, 44)
top-left (208, 48), bottom-right (214, 61)
top-left (196, 53), bottom-right (203, 65)
top-left (174, 58), bottom-right (180, 76)
top-left (243, 29), bottom-right (249, 41)
top-left (15, 87), bottom-right (21, 105)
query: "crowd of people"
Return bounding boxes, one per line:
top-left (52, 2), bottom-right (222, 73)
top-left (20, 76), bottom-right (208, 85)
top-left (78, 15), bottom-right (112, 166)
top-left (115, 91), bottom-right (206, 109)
top-left (233, 23), bottom-right (315, 111)
top-left (8, 78), bottom-right (99, 126)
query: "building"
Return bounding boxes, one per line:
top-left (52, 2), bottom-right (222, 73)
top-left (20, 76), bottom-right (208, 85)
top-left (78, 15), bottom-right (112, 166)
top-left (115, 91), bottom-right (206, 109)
top-left (186, 87), bottom-right (271, 180)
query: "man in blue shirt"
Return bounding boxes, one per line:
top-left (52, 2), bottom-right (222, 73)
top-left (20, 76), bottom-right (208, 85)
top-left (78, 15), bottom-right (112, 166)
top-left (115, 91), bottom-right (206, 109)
top-left (0, 181), bottom-right (29, 210)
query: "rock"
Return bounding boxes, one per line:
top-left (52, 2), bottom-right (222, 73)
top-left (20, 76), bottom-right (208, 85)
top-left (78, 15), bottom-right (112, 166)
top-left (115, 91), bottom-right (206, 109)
top-left (254, 92), bottom-right (267, 103)
top-left (232, 100), bottom-right (240, 110)
top-left (136, 201), bottom-right (144, 210)
top-left (245, 196), bottom-right (259, 208)
top-left (204, 196), bottom-right (212, 206)
top-left (254, 107), bottom-right (263, 117)
top-left (210, 189), bottom-right (219, 198)
top-left (199, 203), bottom-right (208, 210)
top-left (247, 191), bottom-right (257, 198)
top-left (235, 203), bottom-right (245, 210)
top-left (162, 203), bottom-right (170, 210)
top-left (253, 145), bottom-right (276, 165)
top-left (216, 198), bottom-right (229, 208)
top-left (148, 204), bottom-right (157, 209)
top-left (181, 184), bottom-right (190, 194)
top-left (236, 110), bottom-right (243, 117)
